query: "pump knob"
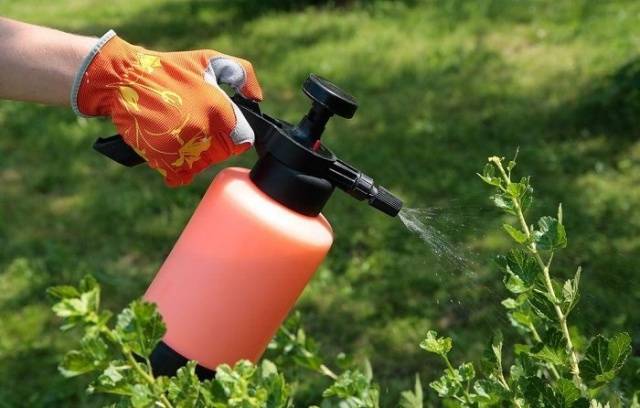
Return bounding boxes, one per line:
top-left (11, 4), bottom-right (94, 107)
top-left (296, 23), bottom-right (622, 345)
top-left (302, 74), bottom-right (358, 119)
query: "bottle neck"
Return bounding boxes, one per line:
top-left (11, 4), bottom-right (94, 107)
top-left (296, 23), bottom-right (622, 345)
top-left (250, 154), bottom-right (334, 216)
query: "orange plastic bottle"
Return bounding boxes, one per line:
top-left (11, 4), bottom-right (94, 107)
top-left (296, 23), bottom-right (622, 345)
top-left (144, 167), bottom-right (333, 374)
top-left (131, 75), bottom-right (401, 379)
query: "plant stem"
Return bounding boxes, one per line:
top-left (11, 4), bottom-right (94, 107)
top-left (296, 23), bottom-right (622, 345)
top-left (490, 157), bottom-right (582, 387)
top-left (124, 350), bottom-right (174, 408)
top-left (319, 364), bottom-right (339, 380)
top-left (490, 359), bottom-right (523, 408)
top-left (441, 355), bottom-right (473, 404)
top-left (101, 328), bottom-right (174, 408)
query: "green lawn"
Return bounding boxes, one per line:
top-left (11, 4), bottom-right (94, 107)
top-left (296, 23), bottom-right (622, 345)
top-left (1, 0), bottom-right (639, 406)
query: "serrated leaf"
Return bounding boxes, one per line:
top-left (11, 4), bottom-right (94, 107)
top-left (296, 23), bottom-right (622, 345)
top-left (498, 250), bottom-right (538, 295)
top-left (533, 216), bottom-right (567, 250)
top-left (59, 350), bottom-right (100, 377)
top-left (503, 224), bottom-right (529, 244)
top-left (399, 374), bottom-right (423, 408)
top-left (529, 280), bottom-right (561, 322)
top-left (485, 331), bottom-right (505, 380)
top-left (51, 285), bottom-right (100, 319)
top-left (419, 331), bottom-right (452, 356)
top-left (116, 300), bottom-right (166, 358)
top-left (490, 193), bottom-right (516, 215)
top-left (323, 369), bottom-right (379, 407)
top-left (130, 384), bottom-right (154, 408)
top-left (458, 362), bottom-right (475, 382)
top-left (554, 378), bottom-right (581, 406)
top-left (521, 376), bottom-right (563, 407)
top-left (47, 285), bottom-right (80, 300)
top-left (529, 328), bottom-right (567, 366)
top-left (509, 308), bottom-right (536, 329)
top-left (92, 361), bottom-right (133, 396)
top-left (507, 182), bottom-right (528, 199)
top-left (477, 164), bottom-right (502, 187)
top-left (167, 361), bottom-right (204, 406)
top-left (580, 332), bottom-right (632, 386)
top-left (429, 371), bottom-right (461, 398)
top-left (561, 267), bottom-right (581, 315)
top-left (501, 298), bottom-right (520, 309)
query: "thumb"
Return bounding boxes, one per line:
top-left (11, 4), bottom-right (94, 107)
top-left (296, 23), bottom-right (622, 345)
top-left (204, 56), bottom-right (263, 101)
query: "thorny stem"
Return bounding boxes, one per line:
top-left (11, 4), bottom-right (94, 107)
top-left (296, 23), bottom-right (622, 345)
top-left (490, 157), bottom-right (583, 387)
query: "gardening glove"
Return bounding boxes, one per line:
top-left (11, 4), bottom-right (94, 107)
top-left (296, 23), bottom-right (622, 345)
top-left (71, 30), bottom-right (263, 186)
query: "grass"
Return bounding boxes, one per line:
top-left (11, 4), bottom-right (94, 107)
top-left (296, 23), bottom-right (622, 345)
top-left (1, 0), bottom-right (639, 406)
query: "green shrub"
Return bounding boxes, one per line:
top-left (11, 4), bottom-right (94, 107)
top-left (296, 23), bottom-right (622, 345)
top-left (49, 153), bottom-right (637, 407)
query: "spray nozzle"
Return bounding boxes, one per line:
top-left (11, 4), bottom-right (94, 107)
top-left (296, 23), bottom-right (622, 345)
top-left (328, 159), bottom-right (402, 216)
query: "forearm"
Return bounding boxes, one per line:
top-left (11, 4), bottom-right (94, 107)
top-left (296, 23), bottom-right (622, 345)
top-left (0, 17), bottom-right (96, 105)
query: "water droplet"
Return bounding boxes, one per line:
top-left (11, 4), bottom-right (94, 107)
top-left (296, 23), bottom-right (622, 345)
top-left (398, 207), bottom-right (473, 271)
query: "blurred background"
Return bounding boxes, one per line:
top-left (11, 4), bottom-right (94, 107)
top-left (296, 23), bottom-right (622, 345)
top-left (0, 0), bottom-right (639, 406)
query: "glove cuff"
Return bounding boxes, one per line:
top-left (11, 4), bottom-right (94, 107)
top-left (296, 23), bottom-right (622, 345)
top-left (72, 30), bottom-right (143, 118)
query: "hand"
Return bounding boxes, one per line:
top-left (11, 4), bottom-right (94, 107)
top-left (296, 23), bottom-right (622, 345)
top-left (72, 31), bottom-right (263, 186)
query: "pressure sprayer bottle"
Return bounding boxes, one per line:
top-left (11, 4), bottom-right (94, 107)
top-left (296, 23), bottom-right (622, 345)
top-left (93, 74), bottom-right (403, 378)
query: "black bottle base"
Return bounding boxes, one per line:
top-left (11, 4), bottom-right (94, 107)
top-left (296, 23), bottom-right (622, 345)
top-left (149, 341), bottom-right (216, 380)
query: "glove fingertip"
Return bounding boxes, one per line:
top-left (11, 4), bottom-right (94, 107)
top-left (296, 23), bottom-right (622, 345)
top-left (240, 82), bottom-right (263, 102)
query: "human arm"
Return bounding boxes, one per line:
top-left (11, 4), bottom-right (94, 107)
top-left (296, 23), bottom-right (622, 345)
top-left (0, 17), bottom-right (263, 185)
top-left (0, 17), bottom-right (95, 105)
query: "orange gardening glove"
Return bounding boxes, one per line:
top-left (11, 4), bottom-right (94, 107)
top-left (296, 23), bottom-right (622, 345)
top-left (71, 30), bottom-right (263, 186)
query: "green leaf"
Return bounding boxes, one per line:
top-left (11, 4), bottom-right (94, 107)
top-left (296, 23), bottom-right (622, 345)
top-left (490, 193), bottom-right (516, 215)
top-left (472, 379), bottom-right (506, 404)
top-left (458, 362), bottom-right (475, 382)
top-left (503, 224), bottom-right (529, 244)
top-left (507, 182), bottom-right (528, 199)
top-left (81, 335), bottom-right (109, 364)
top-left (47, 285), bottom-right (80, 300)
top-left (429, 370), bottom-right (462, 399)
top-left (561, 267), bottom-right (581, 315)
top-left (116, 300), bottom-right (166, 358)
top-left (509, 308), bottom-right (535, 329)
top-left (533, 216), bottom-right (567, 250)
top-left (419, 330), bottom-right (452, 356)
top-left (258, 359), bottom-right (290, 408)
top-left (497, 250), bottom-right (538, 294)
top-left (580, 332), bottom-right (632, 386)
top-left (323, 369), bottom-right (380, 407)
top-left (130, 383), bottom-right (154, 408)
top-left (501, 297), bottom-right (520, 309)
top-left (485, 331), bottom-right (505, 380)
top-left (529, 279), bottom-right (562, 322)
top-left (521, 376), bottom-right (563, 407)
top-left (399, 374), bottom-right (423, 408)
top-left (59, 350), bottom-right (99, 377)
top-left (167, 361), bottom-right (204, 406)
top-left (49, 276), bottom-right (103, 332)
top-left (208, 359), bottom-right (290, 407)
top-left (529, 328), bottom-right (567, 366)
top-left (553, 378), bottom-right (581, 406)
top-left (91, 361), bottom-right (134, 396)
top-left (267, 312), bottom-right (323, 373)
top-left (477, 163), bottom-right (502, 187)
